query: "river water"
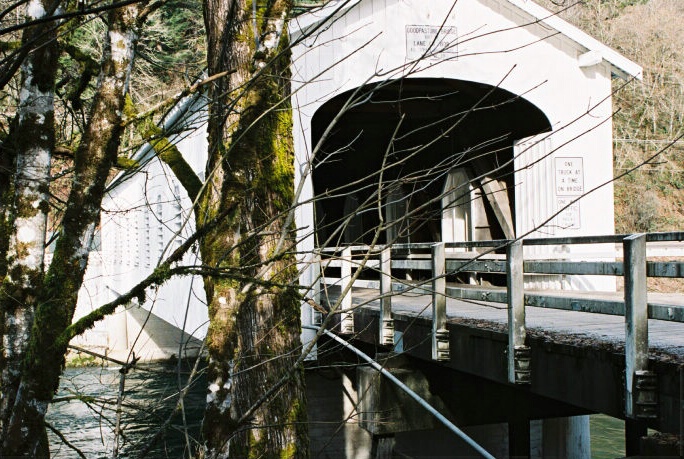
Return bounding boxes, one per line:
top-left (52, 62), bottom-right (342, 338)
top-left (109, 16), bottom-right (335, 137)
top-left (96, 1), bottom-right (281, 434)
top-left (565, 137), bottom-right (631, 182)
top-left (47, 363), bottom-right (206, 458)
top-left (47, 364), bottom-right (625, 458)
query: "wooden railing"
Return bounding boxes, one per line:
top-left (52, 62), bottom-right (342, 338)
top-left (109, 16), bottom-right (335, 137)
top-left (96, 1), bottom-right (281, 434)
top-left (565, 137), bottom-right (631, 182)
top-left (313, 231), bottom-right (684, 421)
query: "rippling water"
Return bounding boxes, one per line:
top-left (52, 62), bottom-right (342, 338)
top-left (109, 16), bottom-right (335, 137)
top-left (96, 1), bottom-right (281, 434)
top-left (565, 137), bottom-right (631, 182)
top-left (47, 363), bottom-right (206, 458)
top-left (47, 365), bottom-right (625, 458)
top-left (591, 414), bottom-right (626, 459)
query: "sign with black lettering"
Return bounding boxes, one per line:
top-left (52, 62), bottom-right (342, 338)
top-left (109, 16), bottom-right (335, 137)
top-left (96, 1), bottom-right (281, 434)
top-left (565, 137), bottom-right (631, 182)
top-left (556, 197), bottom-right (581, 229)
top-left (405, 25), bottom-right (458, 61)
top-left (555, 157), bottom-right (584, 196)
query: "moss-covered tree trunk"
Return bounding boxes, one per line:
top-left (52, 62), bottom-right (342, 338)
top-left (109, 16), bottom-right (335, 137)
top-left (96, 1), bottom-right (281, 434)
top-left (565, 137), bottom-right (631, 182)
top-left (200, 0), bottom-right (308, 457)
top-left (0, 0), bottom-right (58, 448)
top-left (0, 2), bottom-right (147, 455)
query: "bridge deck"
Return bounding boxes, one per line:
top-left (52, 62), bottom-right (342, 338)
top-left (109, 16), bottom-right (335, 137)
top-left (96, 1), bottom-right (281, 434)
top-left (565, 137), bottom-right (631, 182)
top-left (322, 285), bottom-right (684, 434)
top-left (341, 285), bottom-right (684, 357)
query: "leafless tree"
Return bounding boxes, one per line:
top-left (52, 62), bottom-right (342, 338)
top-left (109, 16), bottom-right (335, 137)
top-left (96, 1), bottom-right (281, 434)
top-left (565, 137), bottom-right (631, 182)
top-left (1, 0), bottom-right (681, 458)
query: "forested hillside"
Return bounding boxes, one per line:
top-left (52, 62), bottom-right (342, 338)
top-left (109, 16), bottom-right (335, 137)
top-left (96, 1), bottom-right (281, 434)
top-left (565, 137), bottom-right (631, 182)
top-left (538, 0), bottom-right (684, 233)
top-left (0, 0), bottom-right (205, 236)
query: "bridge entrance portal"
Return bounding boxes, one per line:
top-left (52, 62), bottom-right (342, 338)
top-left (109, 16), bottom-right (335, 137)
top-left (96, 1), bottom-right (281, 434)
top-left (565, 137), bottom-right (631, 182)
top-left (311, 78), bottom-right (551, 249)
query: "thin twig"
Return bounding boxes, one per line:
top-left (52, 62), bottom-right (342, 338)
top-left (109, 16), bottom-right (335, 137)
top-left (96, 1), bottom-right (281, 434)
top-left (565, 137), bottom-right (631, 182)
top-left (45, 422), bottom-right (87, 459)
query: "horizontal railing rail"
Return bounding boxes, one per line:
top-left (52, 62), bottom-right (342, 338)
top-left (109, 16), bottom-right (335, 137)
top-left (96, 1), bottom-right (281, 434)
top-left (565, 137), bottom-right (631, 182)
top-left (312, 231), bottom-right (684, 421)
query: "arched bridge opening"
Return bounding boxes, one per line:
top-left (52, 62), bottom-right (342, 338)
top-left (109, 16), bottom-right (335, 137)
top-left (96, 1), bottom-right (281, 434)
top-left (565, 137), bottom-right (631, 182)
top-left (311, 78), bottom-right (551, 254)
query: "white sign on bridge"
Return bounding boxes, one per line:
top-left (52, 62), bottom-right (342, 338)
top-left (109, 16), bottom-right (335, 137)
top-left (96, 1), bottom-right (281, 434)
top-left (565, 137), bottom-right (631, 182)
top-left (556, 197), bottom-right (581, 229)
top-left (555, 157), bottom-right (584, 196)
top-left (555, 157), bottom-right (585, 229)
top-left (405, 25), bottom-right (458, 61)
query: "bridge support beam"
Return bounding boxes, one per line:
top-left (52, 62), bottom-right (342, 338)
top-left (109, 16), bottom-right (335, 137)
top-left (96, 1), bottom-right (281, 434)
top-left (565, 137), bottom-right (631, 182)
top-left (310, 251), bottom-right (323, 326)
top-left (625, 418), bottom-right (648, 457)
top-left (357, 354), bottom-right (444, 436)
top-left (370, 435), bottom-right (395, 459)
top-left (508, 417), bottom-right (530, 458)
top-left (542, 415), bottom-right (591, 458)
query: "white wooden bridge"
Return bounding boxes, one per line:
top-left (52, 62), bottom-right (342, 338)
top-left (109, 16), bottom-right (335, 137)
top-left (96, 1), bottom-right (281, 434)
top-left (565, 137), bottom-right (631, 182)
top-left (311, 231), bottom-right (684, 457)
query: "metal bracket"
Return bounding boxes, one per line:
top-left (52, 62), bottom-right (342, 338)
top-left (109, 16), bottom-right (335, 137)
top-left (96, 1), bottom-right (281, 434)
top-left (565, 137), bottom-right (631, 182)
top-left (434, 328), bottom-right (450, 362)
top-left (633, 370), bottom-right (657, 419)
top-left (381, 318), bottom-right (395, 346)
top-left (512, 345), bottom-right (531, 385)
top-left (340, 312), bottom-right (354, 335)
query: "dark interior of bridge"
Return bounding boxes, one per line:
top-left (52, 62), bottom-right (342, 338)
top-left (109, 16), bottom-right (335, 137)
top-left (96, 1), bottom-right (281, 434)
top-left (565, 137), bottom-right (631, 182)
top-left (311, 78), bottom-right (551, 249)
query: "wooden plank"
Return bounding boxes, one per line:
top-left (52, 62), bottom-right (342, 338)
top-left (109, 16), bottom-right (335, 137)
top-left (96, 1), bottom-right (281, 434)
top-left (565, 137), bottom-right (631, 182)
top-left (524, 261), bottom-right (684, 278)
top-left (524, 260), bottom-right (622, 276)
top-left (449, 259), bottom-right (507, 274)
top-left (340, 259), bottom-right (684, 279)
top-left (318, 232), bottom-right (684, 252)
top-left (648, 262), bottom-right (684, 278)
top-left (470, 162), bottom-right (515, 240)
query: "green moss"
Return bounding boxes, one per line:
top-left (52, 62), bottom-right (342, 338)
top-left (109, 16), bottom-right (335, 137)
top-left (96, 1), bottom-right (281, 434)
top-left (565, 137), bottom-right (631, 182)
top-left (279, 443), bottom-right (297, 459)
top-left (151, 137), bottom-right (202, 201)
top-left (65, 353), bottom-right (100, 367)
top-left (149, 264), bottom-right (172, 285)
top-left (205, 279), bottom-right (241, 361)
top-left (247, 430), bottom-right (261, 459)
top-left (116, 156), bottom-right (139, 169)
top-left (0, 40), bottom-right (21, 52)
top-left (122, 94), bottom-right (137, 120)
top-left (286, 398), bottom-right (303, 425)
top-left (200, 7), bottom-right (305, 456)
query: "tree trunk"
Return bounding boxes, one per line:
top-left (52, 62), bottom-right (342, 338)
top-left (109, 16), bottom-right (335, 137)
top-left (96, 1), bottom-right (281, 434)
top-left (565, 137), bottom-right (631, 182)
top-left (0, 0), bottom-right (58, 446)
top-left (0, 2), bottom-right (144, 455)
top-left (200, 1), bottom-right (308, 457)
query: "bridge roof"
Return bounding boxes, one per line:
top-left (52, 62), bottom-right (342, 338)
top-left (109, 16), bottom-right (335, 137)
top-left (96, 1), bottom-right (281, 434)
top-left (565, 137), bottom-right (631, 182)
top-left (290, 0), bottom-right (643, 81)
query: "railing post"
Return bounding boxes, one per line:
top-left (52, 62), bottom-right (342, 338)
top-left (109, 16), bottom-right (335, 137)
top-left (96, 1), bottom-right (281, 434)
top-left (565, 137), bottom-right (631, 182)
top-left (432, 242), bottom-right (450, 361)
top-left (340, 246), bottom-right (354, 334)
top-left (507, 240), bottom-right (530, 384)
top-left (623, 234), bottom-right (656, 419)
top-left (311, 251), bottom-right (322, 326)
top-left (379, 247), bottom-right (394, 346)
